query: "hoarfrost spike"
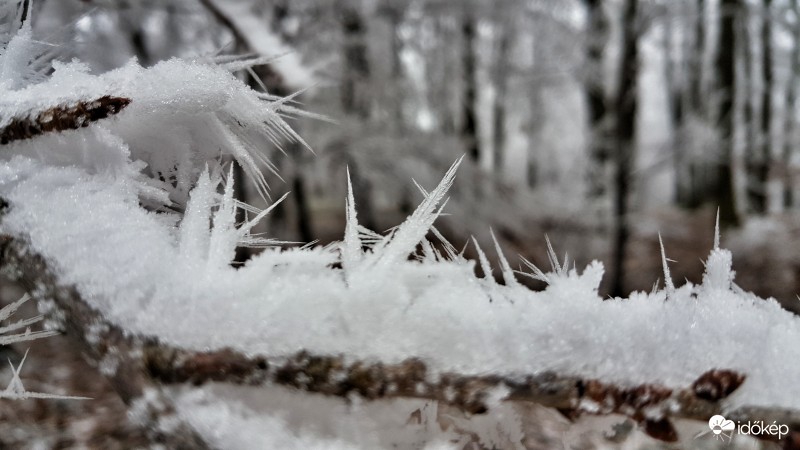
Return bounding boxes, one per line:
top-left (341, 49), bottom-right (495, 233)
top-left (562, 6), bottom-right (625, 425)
top-left (659, 233), bottom-right (675, 298)
top-left (0, 293), bottom-right (30, 322)
top-left (714, 207), bottom-right (720, 250)
top-left (376, 156), bottom-right (462, 266)
top-left (431, 226), bottom-right (458, 260)
top-left (490, 228), bottom-right (518, 286)
top-left (544, 235), bottom-right (562, 274)
top-left (472, 237), bottom-right (494, 282)
top-left (342, 167), bottom-right (362, 271)
top-left (1, 347), bottom-right (90, 400)
top-left (458, 240), bottom-right (469, 258)
top-left (517, 256), bottom-right (549, 283)
top-left (240, 191), bottom-right (290, 235)
top-left (5, 348), bottom-right (28, 395)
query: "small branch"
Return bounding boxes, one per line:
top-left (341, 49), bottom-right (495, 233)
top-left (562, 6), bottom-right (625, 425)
top-left (0, 96), bottom-right (130, 145)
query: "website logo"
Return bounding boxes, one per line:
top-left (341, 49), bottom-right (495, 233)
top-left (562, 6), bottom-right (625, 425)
top-left (708, 415), bottom-right (735, 442)
top-left (697, 414), bottom-right (789, 443)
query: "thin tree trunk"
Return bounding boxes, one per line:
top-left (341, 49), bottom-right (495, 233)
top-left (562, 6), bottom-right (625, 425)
top-left (336, 0), bottom-right (377, 231)
top-left (683, 0), bottom-right (716, 207)
top-left (714, 0), bottom-right (741, 227)
top-left (689, 0), bottom-right (705, 114)
top-left (493, 26), bottom-right (511, 176)
top-left (339, 0), bottom-right (370, 119)
top-left (745, 0), bottom-right (772, 214)
top-left (740, 4), bottom-right (758, 212)
top-left (432, 17), bottom-right (457, 134)
top-left (663, 5), bottom-right (687, 205)
top-left (609, 0), bottom-right (639, 298)
top-left (783, 0), bottom-right (800, 208)
top-left (385, 4), bottom-right (406, 131)
top-left (759, 0), bottom-right (773, 211)
top-left (583, 0), bottom-right (610, 198)
top-left (292, 171), bottom-right (314, 243)
top-left (461, 10), bottom-right (480, 163)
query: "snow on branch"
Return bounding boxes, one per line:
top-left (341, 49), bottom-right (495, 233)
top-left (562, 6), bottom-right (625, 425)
top-left (0, 235), bottom-right (210, 448)
top-left (3, 229), bottom-right (799, 444)
top-left (0, 230), bottom-right (784, 442)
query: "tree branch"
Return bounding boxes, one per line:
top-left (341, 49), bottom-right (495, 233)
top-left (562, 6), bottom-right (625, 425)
top-left (1, 231), bottom-right (798, 444)
top-left (0, 96), bottom-right (130, 145)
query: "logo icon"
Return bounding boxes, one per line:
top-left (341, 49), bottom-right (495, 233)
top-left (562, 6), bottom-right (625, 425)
top-left (708, 415), bottom-right (735, 442)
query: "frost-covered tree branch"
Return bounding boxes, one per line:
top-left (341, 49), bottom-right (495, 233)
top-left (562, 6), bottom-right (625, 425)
top-left (2, 229), bottom-right (800, 445)
top-left (3, 2), bottom-right (800, 447)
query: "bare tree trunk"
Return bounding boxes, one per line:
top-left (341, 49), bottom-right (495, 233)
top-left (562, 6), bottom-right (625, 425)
top-left (682, 0), bottom-right (716, 208)
top-left (714, 0), bottom-right (742, 227)
top-left (609, 0), bottom-right (639, 298)
top-left (582, 0), bottom-right (610, 198)
top-left (689, 0), bottom-right (705, 114)
top-left (663, 4), bottom-right (687, 205)
top-left (383, 3), bottom-right (406, 131)
top-left (431, 18), bottom-right (457, 134)
top-left (461, 10), bottom-right (480, 163)
top-left (784, 0), bottom-right (800, 209)
top-left (493, 25), bottom-right (511, 176)
top-left (336, 0), bottom-right (378, 232)
top-left (339, 0), bottom-right (371, 119)
top-left (745, 0), bottom-right (772, 214)
top-left (740, 1), bottom-right (757, 196)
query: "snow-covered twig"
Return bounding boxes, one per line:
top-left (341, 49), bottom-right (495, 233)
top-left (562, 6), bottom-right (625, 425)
top-left (0, 96), bottom-right (130, 144)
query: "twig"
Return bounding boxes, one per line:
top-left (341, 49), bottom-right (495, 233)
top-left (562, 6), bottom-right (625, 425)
top-left (0, 96), bottom-right (130, 145)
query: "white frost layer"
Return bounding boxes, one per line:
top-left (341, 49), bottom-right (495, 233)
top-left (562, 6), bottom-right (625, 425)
top-left (2, 155), bottom-right (800, 413)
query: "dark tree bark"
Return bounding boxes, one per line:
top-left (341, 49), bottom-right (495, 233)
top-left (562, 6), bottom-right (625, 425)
top-left (430, 17), bottom-right (458, 134)
top-left (461, 10), bottom-right (480, 163)
top-left (609, 0), bottom-right (639, 298)
top-left (745, 0), bottom-right (773, 214)
top-left (339, 0), bottom-right (371, 119)
top-left (663, 4), bottom-right (688, 205)
top-left (784, 0), bottom-right (800, 209)
top-left (681, 0), bottom-right (718, 208)
top-left (335, 0), bottom-right (378, 231)
top-left (713, 0), bottom-right (742, 227)
top-left (582, 0), bottom-right (610, 198)
top-left (739, 3), bottom-right (758, 213)
top-left (493, 25), bottom-right (511, 176)
top-left (689, 0), bottom-right (706, 114)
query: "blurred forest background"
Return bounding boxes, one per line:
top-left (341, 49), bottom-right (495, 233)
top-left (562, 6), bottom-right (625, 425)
top-left (24, 0), bottom-right (800, 309)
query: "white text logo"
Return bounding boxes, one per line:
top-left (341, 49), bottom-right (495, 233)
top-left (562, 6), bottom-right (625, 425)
top-left (703, 414), bottom-right (788, 443)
